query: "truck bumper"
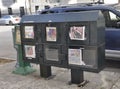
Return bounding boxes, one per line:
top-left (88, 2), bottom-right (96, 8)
top-left (105, 50), bottom-right (120, 60)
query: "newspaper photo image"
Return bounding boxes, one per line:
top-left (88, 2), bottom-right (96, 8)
top-left (24, 45), bottom-right (36, 58)
top-left (46, 27), bottom-right (57, 42)
top-left (69, 26), bottom-right (86, 40)
top-left (24, 26), bottom-right (34, 39)
top-left (68, 48), bottom-right (85, 65)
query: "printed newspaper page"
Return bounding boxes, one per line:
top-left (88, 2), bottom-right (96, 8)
top-left (24, 45), bottom-right (36, 58)
top-left (24, 26), bottom-right (34, 39)
top-left (69, 26), bottom-right (85, 40)
top-left (68, 48), bottom-right (85, 65)
top-left (46, 27), bottom-right (57, 41)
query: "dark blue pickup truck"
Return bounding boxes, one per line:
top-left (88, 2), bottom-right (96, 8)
top-left (40, 4), bottom-right (120, 60)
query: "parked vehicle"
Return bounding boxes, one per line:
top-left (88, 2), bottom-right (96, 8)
top-left (40, 3), bottom-right (120, 60)
top-left (0, 15), bottom-right (21, 25)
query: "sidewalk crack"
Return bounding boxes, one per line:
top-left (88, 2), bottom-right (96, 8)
top-left (110, 76), bottom-right (120, 89)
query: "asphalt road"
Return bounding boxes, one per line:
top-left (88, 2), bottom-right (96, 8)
top-left (0, 26), bottom-right (16, 60)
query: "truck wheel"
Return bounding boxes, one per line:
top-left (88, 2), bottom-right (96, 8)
top-left (9, 21), bottom-right (13, 25)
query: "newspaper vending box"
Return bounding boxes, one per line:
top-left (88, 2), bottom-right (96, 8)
top-left (20, 10), bottom-right (105, 84)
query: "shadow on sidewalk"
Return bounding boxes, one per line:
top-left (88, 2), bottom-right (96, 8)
top-left (104, 60), bottom-right (120, 73)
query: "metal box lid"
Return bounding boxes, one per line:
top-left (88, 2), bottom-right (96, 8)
top-left (21, 10), bottom-right (104, 23)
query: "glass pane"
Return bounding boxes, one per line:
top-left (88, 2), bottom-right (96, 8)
top-left (46, 27), bottom-right (57, 42)
top-left (69, 26), bottom-right (86, 40)
top-left (83, 49), bottom-right (97, 67)
top-left (24, 26), bottom-right (34, 39)
top-left (24, 45), bottom-right (36, 58)
top-left (45, 46), bottom-right (59, 61)
top-left (68, 48), bottom-right (85, 65)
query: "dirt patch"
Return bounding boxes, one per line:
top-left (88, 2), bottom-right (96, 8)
top-left (0, 58), bottom-right (15, 64)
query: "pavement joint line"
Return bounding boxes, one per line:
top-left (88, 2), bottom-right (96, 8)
top-left (110, 76), bottom-right (120, 89)
top-left (0, 57), bottom-right (15, 60)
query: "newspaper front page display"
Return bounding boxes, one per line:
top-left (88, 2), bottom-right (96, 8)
top-left (24, 26), bottom-right (34, 39)
top-left (46, 27), bottom-right (57, 42)
top-left (68, 48), bottom-right (85, 65)
top-left (24, 45), bottom-right (36, 58)
top-left (69, 26), bottom-right (86, 40)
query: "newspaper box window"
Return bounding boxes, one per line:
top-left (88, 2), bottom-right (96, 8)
top-left (68, 46), bottom-right (98, 68)
top-left (22, 43), bottom-right (38, 63)
top-left (21, 25), bottom-right (36, 41)
top-left (82, 48), bottom-right (97, 67)
top-left (24, 26), bottom-right (34, 39)
top-left (44, 45), bottom-right (59, 62)
top-left (42, 23), bottom-right (66, 44)
top-left (20, 24), bottom-right (40, 43)
top-left (69, 26), bottom-right (86, 41)
top-left (68, 48), bottom-right (85, 65)
top-left (68, 23), bottom-right (90, 46)
top-left (46, 27), bottom-right (57, 42)
top-left (24, 45), bottom-right (36, 58)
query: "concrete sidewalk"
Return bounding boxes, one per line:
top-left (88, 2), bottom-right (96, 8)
top-left (0, 61), bottom-right (120, 89)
